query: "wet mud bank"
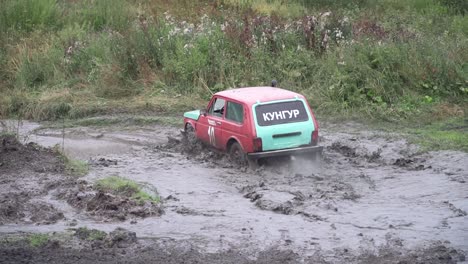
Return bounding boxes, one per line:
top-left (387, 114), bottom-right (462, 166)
top-left (0, 135), bottom-right (67, 225)
top-left (0, 120), bottom-right (467, 263)
top-left (1, 229), bottom-right (465, 264)
top-left (0, 134), bottom-right (162, 226)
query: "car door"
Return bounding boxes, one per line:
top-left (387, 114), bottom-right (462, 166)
top-left (222, 100), bottom-right (248, 151)
top-left (196, 96), bottom-right (225, 149)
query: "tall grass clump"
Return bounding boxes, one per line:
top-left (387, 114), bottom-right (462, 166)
top-left (0, 0), bottom-right (60, 33)
top-left (67, 0), bottom-right (134, 31)
top-left (0, 43), bottom-right (7, 83)
top-left (14, 45), bottom-right (64, 89)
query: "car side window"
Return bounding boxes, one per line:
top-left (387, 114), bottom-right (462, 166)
top-left (226, 101), bottom-right (244, 123)
top-left (208, 98), bottom-right (225, 117)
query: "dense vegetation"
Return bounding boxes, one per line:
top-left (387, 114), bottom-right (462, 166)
top-left (0, 0), bottom-right (466, 123)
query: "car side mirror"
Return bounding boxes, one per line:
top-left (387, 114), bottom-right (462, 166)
top-left (200, 109), bottom-right (207, 116)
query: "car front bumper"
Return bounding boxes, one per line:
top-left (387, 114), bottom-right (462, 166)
top-left (247, 145), bottom-right (323, 159)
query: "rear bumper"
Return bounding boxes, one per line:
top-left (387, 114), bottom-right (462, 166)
top-left (247, 145), bottom-right (323, 159)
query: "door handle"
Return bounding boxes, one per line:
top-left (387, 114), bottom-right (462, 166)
top-left (216, 121), bottom-right (222, 125)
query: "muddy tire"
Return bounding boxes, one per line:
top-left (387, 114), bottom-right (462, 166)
top-left (229, 142), bottom-right (248, 167)
top-left (184, 123), bottom-right (197, 145)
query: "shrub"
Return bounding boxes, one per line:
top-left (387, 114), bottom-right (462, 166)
top-left (439, 0), bottom-right (468, 15)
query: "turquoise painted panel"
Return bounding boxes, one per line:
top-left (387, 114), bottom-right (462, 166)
top-left (252, 99), bottom-right (315, 151)
top-left (183, 110), bottom-right (201, 121)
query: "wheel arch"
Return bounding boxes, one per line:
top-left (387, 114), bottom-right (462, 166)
top-left (226, 136), bottom-right (244, 152)
top-left (184, 120), bottom-right (197, 132)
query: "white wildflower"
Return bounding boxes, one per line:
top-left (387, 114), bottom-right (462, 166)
top-left (261, 32), bottom-right (267, 45)
top-left (164, 11), bottom-right (172, 21)
top-left (183, 28), bottom-right (192, 34)
top-left (334, 29), bottom-right (344, 40)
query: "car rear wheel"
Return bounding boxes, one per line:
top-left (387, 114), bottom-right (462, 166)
top-left (229, 142), bottom-right (248, 167)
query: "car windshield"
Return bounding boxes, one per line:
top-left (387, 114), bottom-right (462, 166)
top-left (255, 100), bottom-right (309, 126)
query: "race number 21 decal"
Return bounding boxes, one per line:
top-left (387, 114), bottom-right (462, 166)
top-left (208, 126), bottom-right (216, 146)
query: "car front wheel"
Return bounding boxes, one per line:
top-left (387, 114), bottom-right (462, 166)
top-left (184, 123), bottom-right (197, 145)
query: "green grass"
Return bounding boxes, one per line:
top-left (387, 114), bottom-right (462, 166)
top-left (53, 148), bottom-right (89, 176)
top-left (0, 233), bottom-right (49, 247)
top-left (95, 176), bottom-right (160, 204)
top-left (65, 158), bottom-right (89, 176)
top-left (0, 0), bottom-right (60, 33)
top-left (0, 131), bottom-right (16, 138)
top-left (406, 118), bottom-right (468, 152)
top-left (75, 227), bottom-right (107, 241)
top-left (27, 234), bottom-right (49, 247)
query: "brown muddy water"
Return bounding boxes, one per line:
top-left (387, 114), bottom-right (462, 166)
top-left (0, 119), bottom-right (467, 263)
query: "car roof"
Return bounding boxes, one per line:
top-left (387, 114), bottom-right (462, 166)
top-left (215, 87), bottom-right (305, 105)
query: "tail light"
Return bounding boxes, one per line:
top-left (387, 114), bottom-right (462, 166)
top-left (311, 130), bottom-right (319, 146)
top-left (253, 137), bottom-right (262, 152)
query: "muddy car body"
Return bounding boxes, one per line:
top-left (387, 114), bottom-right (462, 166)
top-left (183, 87), bottom-right (323, 163)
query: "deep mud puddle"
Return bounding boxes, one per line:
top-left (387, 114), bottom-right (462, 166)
top-left (1, 120), bottom-right (467, 263)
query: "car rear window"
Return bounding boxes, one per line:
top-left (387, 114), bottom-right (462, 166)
top-left (255, 100), bottom-right (309, 126)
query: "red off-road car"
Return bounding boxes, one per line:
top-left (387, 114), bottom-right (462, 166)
top-left (183, 86), bottom-right (322, 165)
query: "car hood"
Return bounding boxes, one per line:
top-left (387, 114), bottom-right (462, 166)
top-left (183, 110), bottom-right (201, 121)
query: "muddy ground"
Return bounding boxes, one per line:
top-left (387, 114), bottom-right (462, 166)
top-left (0, 119), bottom-right (467, 263)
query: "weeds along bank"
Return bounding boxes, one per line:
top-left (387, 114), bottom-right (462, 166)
top-left (0, 0), bottom-right (466, 121)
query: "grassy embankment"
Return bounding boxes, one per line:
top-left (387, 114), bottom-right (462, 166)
top-left (0, 0), bottom-right (466, 150)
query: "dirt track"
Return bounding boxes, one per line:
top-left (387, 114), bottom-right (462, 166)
top-left (0, 120), bottom-right (467, 263)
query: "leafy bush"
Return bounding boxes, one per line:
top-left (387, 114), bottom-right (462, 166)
top-left (439, 0), bottom-right (468, 15)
